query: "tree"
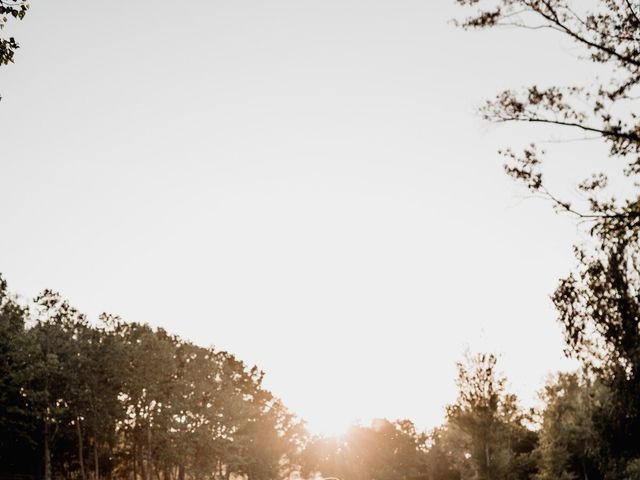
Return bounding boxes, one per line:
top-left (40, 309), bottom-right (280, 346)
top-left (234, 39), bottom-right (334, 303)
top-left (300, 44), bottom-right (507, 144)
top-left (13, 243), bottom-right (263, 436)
top-left (116, 322), bottom-right (178, 480)
top-left (535, 372), bottom-right (602, 480)
top-left (73, 315), bottom-right (127, 480)
top-left (551, 233), bottom-right (640, 476)
top-left (0, 275), bottom-right (39, 476)
top-left (454, 0), bottom-right (640, 233)
top-left (424, 427), bottom-right (461, 480)
top-left (445, 353), bottom-right (536, 480)
top-left (27, 290), bottom-right (88, 480)
top-left (0, 273), bottom-right (308, 480)
top-left (453, 2), bottom-right (640, 477)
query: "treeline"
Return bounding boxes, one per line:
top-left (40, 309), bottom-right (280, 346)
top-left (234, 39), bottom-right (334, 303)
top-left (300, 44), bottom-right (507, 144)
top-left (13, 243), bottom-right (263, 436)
top-left (0, 278), bottom-right (304, 480)
top-left (3, 248), bottom-right (640, 480)
top-left (299, 355), bottom-right (595, 480)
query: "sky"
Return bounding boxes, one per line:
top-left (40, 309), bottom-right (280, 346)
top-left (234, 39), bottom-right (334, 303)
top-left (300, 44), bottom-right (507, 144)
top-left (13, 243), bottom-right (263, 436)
top-left (0, 0), bottom-right (610, 435)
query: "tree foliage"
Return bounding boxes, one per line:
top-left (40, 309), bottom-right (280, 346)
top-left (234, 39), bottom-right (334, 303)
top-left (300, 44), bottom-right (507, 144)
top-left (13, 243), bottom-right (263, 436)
top-left (0, 275), bottom-right (304, 480)
top-left (445, 353), bottom-right (537, 480)
top-left (300, 418), bottom-right (433, 480)
top-left (455, 0), bottom-right (640, 232)
top-left (0, 0), bottom-right (28, 100)
top-left (535, 373), bottom-right (602, 480)
top-left (454, 1), bottom-right (640, 477)
top-left (551, 233), bottom-right (640, 476)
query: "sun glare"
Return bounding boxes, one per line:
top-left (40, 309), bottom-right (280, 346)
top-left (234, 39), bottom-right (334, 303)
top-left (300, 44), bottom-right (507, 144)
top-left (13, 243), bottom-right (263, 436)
top-left (305, 414), bottom-right (358, 438)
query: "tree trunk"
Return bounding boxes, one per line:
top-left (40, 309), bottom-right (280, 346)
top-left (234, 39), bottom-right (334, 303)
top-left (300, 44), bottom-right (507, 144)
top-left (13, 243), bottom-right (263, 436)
top-left (139, 445), bottom-right (147, 480)
top-left (133, 440), bottom-right (138, 480)
top-left (108, 443), bottom-right (114, 480)
top-left (93, 437), bottom-right (100, 480)
top-left (44, 419), bottom-right (52, 480)
top-left (43, 426), bottom-right (51, 480)
top-left (90, 400), bottom-right (102, 480)
top-left (77, 419), bottom-right (87, 480)
top-left (146, 427), bottom-right (152, 480)
top-left (484, 440), bottom-right (491, 480)
top-left (582, 458), bottom-right (589, 480)
top-left (178, 465), bottom-right (184, 480)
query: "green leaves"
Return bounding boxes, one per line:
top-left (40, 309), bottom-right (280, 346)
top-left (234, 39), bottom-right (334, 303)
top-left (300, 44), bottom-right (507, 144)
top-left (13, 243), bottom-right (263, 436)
top-left (454, 2), bottom-right (640, 475)
top-left (445, 353), bottom-right (536, 480)
top-left (536, 373), bottom-right (602, 480)
top-left (0, 275), bottom-right (305, 480)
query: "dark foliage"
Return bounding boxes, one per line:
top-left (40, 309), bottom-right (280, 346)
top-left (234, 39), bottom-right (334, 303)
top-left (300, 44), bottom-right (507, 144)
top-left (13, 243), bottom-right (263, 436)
top-left (454, 1), bottom-right (640, 477)
top-left (0, 275), bottom-right (304, 480)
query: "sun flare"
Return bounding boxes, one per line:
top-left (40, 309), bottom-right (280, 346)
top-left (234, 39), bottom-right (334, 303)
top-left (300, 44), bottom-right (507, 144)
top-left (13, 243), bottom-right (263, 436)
top-left (305, 414), bottom-right (359, 438)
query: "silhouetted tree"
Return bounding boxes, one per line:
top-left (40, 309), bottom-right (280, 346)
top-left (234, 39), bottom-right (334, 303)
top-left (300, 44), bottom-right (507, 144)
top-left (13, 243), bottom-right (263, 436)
top-left (551, 233), bottom-right (640, 476)
top-left (454, 0), bottom-right (640, 232)
top-left (0, 275), bottom-right (306, 480)
top-left (0, 275), bottom-right (38, 475)
top-left (445, 353), bottom-right (537, 480)
top-left (424, 428), bottom-right (461, 480)
top-left (454, 2), bottom-right (640, 477)
top-left (535, 372), bottom-right (602, 480)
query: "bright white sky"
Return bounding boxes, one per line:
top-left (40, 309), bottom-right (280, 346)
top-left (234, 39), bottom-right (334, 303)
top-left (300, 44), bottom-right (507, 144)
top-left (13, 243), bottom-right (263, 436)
top-left (2, 0), bottom-right (610, 435)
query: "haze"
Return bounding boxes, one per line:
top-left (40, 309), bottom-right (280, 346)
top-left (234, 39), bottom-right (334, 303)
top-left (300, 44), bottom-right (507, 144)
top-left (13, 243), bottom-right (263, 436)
top-left (0, 1), bottom-right (596, 435)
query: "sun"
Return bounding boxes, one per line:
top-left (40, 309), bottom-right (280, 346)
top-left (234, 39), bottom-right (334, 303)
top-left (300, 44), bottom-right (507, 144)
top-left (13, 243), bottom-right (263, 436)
top-left (305, 413), bottom-right (360, 438)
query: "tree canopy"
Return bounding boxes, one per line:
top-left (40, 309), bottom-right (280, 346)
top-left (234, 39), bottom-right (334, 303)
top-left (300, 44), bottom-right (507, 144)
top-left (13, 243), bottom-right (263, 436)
top-left (454, 1), bottom-right (640, 477)
top-left (0, 276), bottom-right (305, 480)
top-left (456, 0), bottom-right (640, 232)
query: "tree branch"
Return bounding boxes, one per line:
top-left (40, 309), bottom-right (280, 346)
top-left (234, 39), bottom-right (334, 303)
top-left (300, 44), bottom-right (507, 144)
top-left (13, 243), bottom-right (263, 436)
top-left (528, 0), bottom-right (640, 69)
top-left (495, 116), bottom-right (640, 145)
top-left (625, 0), bottom-right (640, 26)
